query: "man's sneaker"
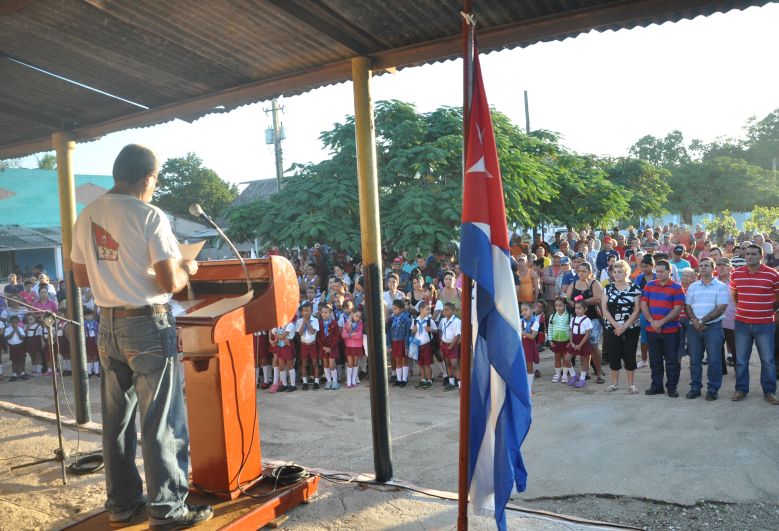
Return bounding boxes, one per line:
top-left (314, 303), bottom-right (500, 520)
top-left (764, 393), bottom-right (779, 405)
top-left (574, 378), bottom-right (586, 388)
top-left (109, 500), bottom-right (148, 528)
top-left (731, 391), bottom-right (747, 401)
top-left (636, 360), bottom-right (648, 369)
top-left (331, 382), bottom-right (340, 390)
top-left (149, 503), bottom-right (213, 530)
top-left (301, 382), bottom-right (309, 391)
top-left (686, 390), bottom-right (701, 399)
top-left (644, 387), bottom-right (664, 396)
top-left (705, 391), bottom-right (718, 401)
top-left (313, 382), bottom-right (320, 390)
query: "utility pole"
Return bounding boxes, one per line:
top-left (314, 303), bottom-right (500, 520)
top-left (525, 90), bottom-right (540, 241)
top-left (264, 98), bottom-right (285, 191)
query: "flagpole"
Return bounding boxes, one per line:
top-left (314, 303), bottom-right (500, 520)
top-left (457, 3), bottom-right (474, 530)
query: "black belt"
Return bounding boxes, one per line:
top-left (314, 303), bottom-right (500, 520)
top-left (102, 304), bottom-right (171, 319)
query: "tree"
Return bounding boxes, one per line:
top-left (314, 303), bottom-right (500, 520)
top-left (153, 153), bottom-right (238, 218)
top-left (743, 206), bottom-right (779, 235)
top-left (37, 153), bottom-right (57, 170)
top-left (605, 158), bottom-right (671, 220)
top-left (701, 210), bottom-right (737, 239)
top-left (227, 100), bottom-right (558, 254)
top-left (629, 130), bottom-right (691, 168)
top-left (0, 158), bottom-right (21, 171)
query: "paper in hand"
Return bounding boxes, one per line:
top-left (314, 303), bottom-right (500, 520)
top-left (179, 241), bottom-right (205, 261)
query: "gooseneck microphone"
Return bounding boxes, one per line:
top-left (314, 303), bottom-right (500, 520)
top-left (189, 203), bottom-right (252, 294)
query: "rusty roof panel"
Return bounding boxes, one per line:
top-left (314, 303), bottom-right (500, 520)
top-left (0, 0), bottom-right (774, 158)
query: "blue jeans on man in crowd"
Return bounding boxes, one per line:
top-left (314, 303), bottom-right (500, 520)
top-left (647, 331), bottom-right (681, 392)
top-left (678, 317), bottom-right (689, 359)
top-left (687, 320), bottom-right (724, 393)
top-left (734, 321), bottom-right (776, 395)
top-left (98, 309), bottom-right (190, 523)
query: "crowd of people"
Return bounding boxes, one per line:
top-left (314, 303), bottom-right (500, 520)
top-left (2, 223), bottom-right (778, 404)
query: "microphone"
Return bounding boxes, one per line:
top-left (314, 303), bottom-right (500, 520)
top-left (189, 203), bottom-right (252, 294)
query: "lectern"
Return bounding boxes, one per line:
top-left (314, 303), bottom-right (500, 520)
top-left (172, 256), bottom-right (299, 499)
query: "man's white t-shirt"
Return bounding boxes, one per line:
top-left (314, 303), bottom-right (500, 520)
top-left (71, 194), bottom-right (181, 307)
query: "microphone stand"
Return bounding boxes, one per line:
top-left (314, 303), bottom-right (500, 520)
top-left (2, 293), bottom-right (80, 485)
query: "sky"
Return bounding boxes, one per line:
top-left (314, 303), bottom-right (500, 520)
top-left (15, 3), bottom-right (779, 187)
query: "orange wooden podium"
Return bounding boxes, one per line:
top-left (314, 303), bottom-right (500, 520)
top-left (172, 256), bottom-right (299, 499)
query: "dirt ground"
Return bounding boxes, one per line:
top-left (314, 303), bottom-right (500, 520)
top-left (0, 346), bottom-right (777, 530)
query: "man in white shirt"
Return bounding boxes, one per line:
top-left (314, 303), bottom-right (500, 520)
top-left (71, 144), bottom-right (212, 529)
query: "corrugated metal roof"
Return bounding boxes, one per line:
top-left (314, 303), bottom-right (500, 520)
top-left (0, 0), bottom-right (774, 158)
top-left (0, 225), bottom-right (61, 250)
top-left (232, 178), bottom-right (279, 207)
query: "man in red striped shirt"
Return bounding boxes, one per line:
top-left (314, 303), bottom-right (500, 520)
top-left (729, 244), bottom-right (779, 405)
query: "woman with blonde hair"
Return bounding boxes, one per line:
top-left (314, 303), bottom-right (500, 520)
top-left (601, 260), bottom-right (642, 393)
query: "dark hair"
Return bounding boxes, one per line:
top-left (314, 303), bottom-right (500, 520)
top-left (443, 270), bottom-right (455, 278)
top-left (443, 301), bottom-right (457, 311)
top-left (641, 254), bottom-right (655, 266)
top-left (745, 243), bottom-right (763, 256)
top-left (318, 302), bottom-right (333, 312)
top-left (113, 144), bottom-right (157, 184)
top-left (392, 299), bottom-right (405, 309)
top-left (655, 259), bottom-right (671, 271)
top-left (84, 308), bottom-right (94, 316)
top-left (300, 301), bottom-right (312, 310)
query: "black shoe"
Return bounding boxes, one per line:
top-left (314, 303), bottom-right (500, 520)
top-left (301, 382), bottom-right (309, 390)
top-left (109, 501), bottom-right (148, 528)
top-left (667, 389), bottom-right (679, 398)
top-left (534, 369), bottom-right (541, 379)
top-left (686, 390), bottom-right (701, 399)
top-left (727, 356), bottom-right (735, 367)
top-left (442, 378), bottom-right (449, 386)
top-left (701, 359), bottom-right (708, 365)
top-left (645, 387), bottom-right (665, 396)
top-left (286, 385), bottom-right (296, 392)
top-left (358, 370), bottom-right (367, 379)
top-left (399, 381), bottom-right (408, 387)
top-left (20, 374), bottom-right (29, 380)
top-left (277, 385), bottom-right (287, 393)
top-left (392, 380), bottom-right (401, 387)
top-left (705, 392), bottom-right (718, 401)
top-left (150, 503), bottom-right (213, 530)
top-left (9, 375), bottom-right (18, 382)
top-left (390, 375), bottom-right (397, 384)
top-left (313, 382), bottom-right (320, 390)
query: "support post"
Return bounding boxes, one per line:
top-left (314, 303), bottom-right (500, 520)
top-left (458, 4), bottom-right (473, 529)
top-left (52, 132), bottom-right (90, 424)
top-left (351, 56), bottom-right (393, 483)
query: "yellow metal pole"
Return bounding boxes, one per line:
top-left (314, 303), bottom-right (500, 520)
top-left (53, 132), bottom-right (90, 424)
top-left (351, 56), bottom-right (393, 482)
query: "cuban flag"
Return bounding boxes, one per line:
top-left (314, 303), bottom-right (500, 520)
top-left (460, 48), bottom-right (532, 530)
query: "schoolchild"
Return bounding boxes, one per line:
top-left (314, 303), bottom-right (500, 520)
top-left (296, 302), bottom-right (320, 390)
top-left (56, 309), bottom-right (72, 376)
top-left (24, 313), bottom-right (43, 376)
top-left (83, 308), bottom-right (100, 377)
top-left (341, 309), bottom-right (364, 388)
top-left (254, 330), bottom-right (272, 389)
top-left (270, 320), bottom-right (296, 392)
top-left (317, 303), bottom-right (341, 390)
top-left (389, 299), bottom-right (412, 387)
top-left (548, 298), bottom-right (574, 383)
top-left (411, 301), bottom-right (438, 389)
top-left (4, 315), bottom-right (28, 381)
top-left (520, 302), bottom-right (539, 393)
top-left (439, 302), bottom-right (462, 391)
top-left (567, 298), bottom-right (593, 388)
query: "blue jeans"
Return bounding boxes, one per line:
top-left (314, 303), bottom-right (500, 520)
top-left (734, 321), bottom-right (776, 395)
top-left (647, 331), bottom-right (681, 391)
top-left (678, 318), bottom-right (689, 358)
top-left (98, 310), bottom-right (190, 521)
top-left (687, 320), bottom-right (723, 393)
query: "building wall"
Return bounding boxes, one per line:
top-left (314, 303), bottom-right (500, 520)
top-left (13, 248), bottom-right (58, 279)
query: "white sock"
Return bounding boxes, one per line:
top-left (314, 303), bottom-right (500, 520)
top-left (396, 368), bottom-right (403, 381)
top-left (359, 357), bottom-right (367, 372)
top-left (402, 366), bottom-right (409, 382)
top-left (346, 367), bottom-right (353, 384)
top-left (303, 376), bottom-right (308, 384)
top-left (568, 367), bottom-right (576, 377)
top-left (255, 367), bottom-right (260, 383)
top-left (314, 377), bottom-right (320, 384)
top-left (526, 372), bottom-right (534, 392)
top-left (438, 361), bottom-right (447, 377)
top-left (555, 367), bottom-right (562, 376)
top-left (324, 368), bottom-right (332, 383)
top-left (289, 369), bottom-right (296, 386)
top-left (580, 370), bottom-right (588, 381)
top-left (273, 367), bottom-right (280, 385)
top-left (94, 363), bottom-right (100, 375)
top-left (280, 371), bottom-right (288, 386)
top-left (262, 365), bottom-right (272, 383)
top-left (331, 367), bottom-right (337, 383)
top-left (449, 377), bottom-right (456, 386)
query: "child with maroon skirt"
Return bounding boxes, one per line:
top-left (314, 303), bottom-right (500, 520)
top-left (411, 301), bottom-right (438, 389)
top-left (341, 310), bottom-right (364, 388)
top-left (520, 302), bottom-right (539, 394)
top-left (296, 302), bottom-right (320, 390)
top-left (253, 331), bottom-right (271, 389)
top-left (84, 308), bottom-right (100, 377)
top-left (317, 303), bottom-right (341, 390)
top-left (567, 298), bottom-right (592, 389)
top-left (270, 321), bottom-right (296, 392)
top-left (24, 314), bottom-right (43, 376)
top-left (55, 310), bottom-right (72, 376)
top-left (4, 315), bottom-right (28, 381)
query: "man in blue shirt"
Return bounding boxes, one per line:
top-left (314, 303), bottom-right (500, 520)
top-left (596, 236), bottom-right (620, 279)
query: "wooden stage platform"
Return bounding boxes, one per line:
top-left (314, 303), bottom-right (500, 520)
top-left (62, 473), bottom-right (319, 530)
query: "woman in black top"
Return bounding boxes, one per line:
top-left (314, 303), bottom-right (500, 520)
top-left (565, 262), bottom-right (605, 383)
top-left (601, 259), bottom-right (642, 394)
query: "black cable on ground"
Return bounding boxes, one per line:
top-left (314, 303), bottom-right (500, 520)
top-left (67, 452), bottom-right (104, 475)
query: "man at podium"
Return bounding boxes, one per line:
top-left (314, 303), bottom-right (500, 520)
top-left (71, 144), bottom-right (213, 530)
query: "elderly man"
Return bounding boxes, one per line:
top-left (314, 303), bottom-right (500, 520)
top-left (730, 244), bottom-right (779, 404)
top-left (542, 252), bottom-right (564, 315)
top-left (684, 258), bottom-right (729, 400)
top-left (557, 239), bottom-right (574, 259)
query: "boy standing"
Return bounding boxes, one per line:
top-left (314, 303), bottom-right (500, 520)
top-left (389, 299), bottom-right (412, 387)
top-left (439, 302), bottom-right (462, 390)
top-left (296, 302), bottom-right (320, 390)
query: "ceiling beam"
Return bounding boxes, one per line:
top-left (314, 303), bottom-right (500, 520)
top-left (0, 101), bottom-right (67, 129)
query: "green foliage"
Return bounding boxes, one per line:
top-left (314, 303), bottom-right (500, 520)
top-left (605, 158), bottom-right (671, 219)
top-left (228, 100), bottom-right (559, 254)
top-left (153, 153), bottom-right (238, 218)
top-left (0, 158), bottom-right (21, 171)
top-left (629, 130), bottom-right (691, 168)
top-left (37, 153), bottom-right (57, 170)
top-left (701, 210), bottom-right (737, 237)
top-left (743, 206), bottom-right (779, 235)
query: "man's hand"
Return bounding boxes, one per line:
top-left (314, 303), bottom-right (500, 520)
top-left (181, 259), bottom-right (198, 276)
